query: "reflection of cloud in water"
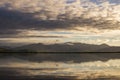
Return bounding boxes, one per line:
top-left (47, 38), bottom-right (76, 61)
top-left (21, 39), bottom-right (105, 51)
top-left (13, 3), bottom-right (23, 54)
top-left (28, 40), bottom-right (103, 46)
top-left (1, 57), bottom-right (120, 70)
top-left (0, 57), bottom-right (120, 79)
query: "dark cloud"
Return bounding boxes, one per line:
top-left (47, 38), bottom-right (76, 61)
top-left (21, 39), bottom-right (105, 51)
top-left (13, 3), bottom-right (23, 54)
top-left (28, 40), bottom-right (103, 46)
top-left (0, 8), bottom-right (34, 30)
top-left (24, 35), bottom-right (65, 38)
top-left (0, 7), bottom-right (73, 32)
top-left (0, 35), bottom-right (65, 38)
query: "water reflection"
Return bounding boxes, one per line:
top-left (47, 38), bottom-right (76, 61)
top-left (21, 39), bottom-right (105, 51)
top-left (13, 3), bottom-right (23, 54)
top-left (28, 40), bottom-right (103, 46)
top-left (0, 56), bottom-right (120, 79)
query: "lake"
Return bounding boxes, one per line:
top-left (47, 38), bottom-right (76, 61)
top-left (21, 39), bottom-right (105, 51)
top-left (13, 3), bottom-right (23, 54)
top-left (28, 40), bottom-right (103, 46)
top-left (0, 53), bottom-right (120, 80)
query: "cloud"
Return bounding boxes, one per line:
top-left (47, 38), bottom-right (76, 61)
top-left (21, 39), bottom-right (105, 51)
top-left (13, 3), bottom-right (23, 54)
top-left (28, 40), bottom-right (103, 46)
top-left (0, 0), bottom-right (120, 37)
top-left (0, 35), bottom-right (65, 38)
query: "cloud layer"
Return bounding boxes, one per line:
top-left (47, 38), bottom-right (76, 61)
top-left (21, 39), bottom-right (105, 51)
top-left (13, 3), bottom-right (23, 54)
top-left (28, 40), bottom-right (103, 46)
top-left (0, 0), bottom-right (120, 40)
top-left (1, 0), bottom-right (119, 22)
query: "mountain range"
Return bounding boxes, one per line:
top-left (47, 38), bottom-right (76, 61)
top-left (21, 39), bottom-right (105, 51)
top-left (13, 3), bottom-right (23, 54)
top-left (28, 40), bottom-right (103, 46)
top-left (0, 42), bottom-right (120, 52)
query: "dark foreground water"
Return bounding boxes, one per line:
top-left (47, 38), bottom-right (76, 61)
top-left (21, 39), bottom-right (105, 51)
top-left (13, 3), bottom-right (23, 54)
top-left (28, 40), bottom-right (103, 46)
top-left (0, 53), bottom-right (120, 80)
top-left (0, 67), bottom-right (120, 80)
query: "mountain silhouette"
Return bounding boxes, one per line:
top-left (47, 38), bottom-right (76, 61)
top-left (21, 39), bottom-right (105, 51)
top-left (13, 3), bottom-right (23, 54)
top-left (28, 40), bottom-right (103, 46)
top-left (1, 42), bottom-right (120, 52)
top-left (14, 42), bottom-right (111, 52)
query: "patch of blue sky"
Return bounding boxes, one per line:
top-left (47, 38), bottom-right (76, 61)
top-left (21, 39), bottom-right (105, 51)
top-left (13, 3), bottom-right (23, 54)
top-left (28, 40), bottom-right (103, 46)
top-left (66, 0), bottom-right (75, 3)
top-left (109, 0), bottom-right (120, 4)
top-left (49, 31), bottom-right (73, 34)
top-left (90, 0), bottom-right (120, 4)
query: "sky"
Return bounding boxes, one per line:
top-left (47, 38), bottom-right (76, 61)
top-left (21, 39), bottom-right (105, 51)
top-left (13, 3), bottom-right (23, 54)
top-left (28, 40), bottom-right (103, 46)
top-left (0, 0), bottom-right (120, 46)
